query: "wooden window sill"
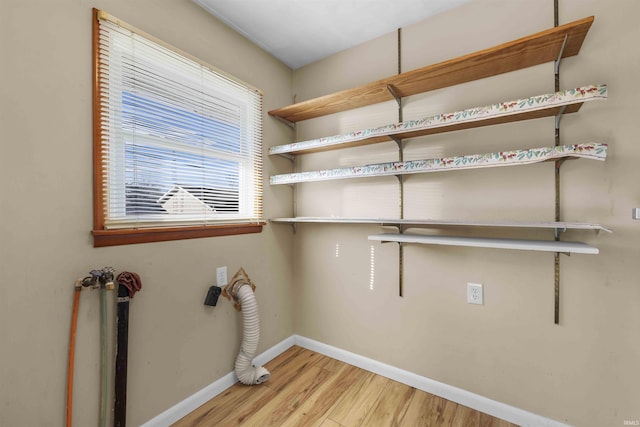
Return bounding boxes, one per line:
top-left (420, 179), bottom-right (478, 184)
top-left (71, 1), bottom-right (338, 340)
top-left (92, 223), bottom-right (265, 247)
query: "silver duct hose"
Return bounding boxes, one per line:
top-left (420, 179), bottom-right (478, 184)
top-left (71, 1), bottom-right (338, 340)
top-left (223, 270), bottom-right (270, 385)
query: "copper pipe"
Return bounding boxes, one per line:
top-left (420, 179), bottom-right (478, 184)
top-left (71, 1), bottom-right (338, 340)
top-left (66, 281), bottom-right (82, 427)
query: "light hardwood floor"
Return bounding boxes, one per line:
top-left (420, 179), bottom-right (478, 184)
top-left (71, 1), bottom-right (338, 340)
top-left (173, 346), bottom-right (519, 427)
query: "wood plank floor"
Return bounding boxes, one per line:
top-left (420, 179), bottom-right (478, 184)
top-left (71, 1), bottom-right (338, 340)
top-left (172, 346), bottom-right (519, 427)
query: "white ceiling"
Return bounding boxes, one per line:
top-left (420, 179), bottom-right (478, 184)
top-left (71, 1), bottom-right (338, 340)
top-left (193, 0), bottom-right (470, 69)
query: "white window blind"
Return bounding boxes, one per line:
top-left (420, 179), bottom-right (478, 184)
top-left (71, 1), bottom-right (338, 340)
top-left (95, 11), bottom-right (263, 230)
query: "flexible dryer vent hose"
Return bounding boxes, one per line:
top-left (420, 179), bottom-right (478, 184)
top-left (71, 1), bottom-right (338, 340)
top-left (223, 268), bottom-right (270, 385)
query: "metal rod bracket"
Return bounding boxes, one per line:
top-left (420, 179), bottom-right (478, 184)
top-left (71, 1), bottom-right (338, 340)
top-left (390, 135), bottom-right (403, 150)
top-left (554, 226), bottom-right (567, 239)
top-left (272, 114), bottom-right (296, 129)
top-left (555, 105), bottom-right (567, 129)
top-left (278, 153), bottom-right (295, 161)
top-left (554, 35), bottom-right (569, 75)
top-left (386, 84), bottom-right (403, 108)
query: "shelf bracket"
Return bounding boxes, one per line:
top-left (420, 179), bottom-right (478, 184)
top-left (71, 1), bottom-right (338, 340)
top-left (553, 1), bottom-right (563, 326)
top-left (386, 84), bottom-right (403, 109)
top-left (291, 136), bottom-right (298, 234)
top-left (554, 226), bottom-right (568, 239)
top-left (554, 252), bottom-right (560, 324)
top-left (398, 242), bottom-right (404, 297)
top-left (277, 153), bottom-right (295, 161)
top-left (395, 28), bottom-right (404, 298)
top-left (272, 114), bottom-right (296, 129)
top-left (390, 135), bottom-right (403, 150)
top-left (554, 34), bottom-right (568, 76)
top-left (555, 105), bottom-right (567, 130)
top-left (275, 95), bottom-right (298, 233)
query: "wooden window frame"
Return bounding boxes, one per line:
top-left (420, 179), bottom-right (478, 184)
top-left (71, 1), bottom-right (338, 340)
top-left (91, 9), bottom-right (264, 247)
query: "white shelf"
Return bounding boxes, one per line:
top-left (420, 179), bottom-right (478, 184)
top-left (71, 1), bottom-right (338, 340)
top-left (270, 143), bottom-right (607, 185)
top-left (368, 233), bottom-right (599, 254)
top-left (269, 85), bottom-right (607, 156)
top-left (269, 14), bottom-right (605, 322)
top-left (270, 217), bottom-right (612, 233)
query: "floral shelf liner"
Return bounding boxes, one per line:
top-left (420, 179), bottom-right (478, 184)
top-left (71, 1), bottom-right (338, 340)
top-left (269, 84), bottom-right (608, 155)
top-left (270, 143), bottom-right (607, 185)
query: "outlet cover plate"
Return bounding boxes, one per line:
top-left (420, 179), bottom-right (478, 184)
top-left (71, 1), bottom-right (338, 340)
top-left (216, 266), bottom-right (227, 286)
top-left (467, 283), bottom-right (483, 305)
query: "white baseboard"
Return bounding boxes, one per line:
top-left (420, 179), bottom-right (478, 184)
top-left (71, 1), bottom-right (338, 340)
top-left (140, 335), bottom-right (295, 427)
top-left (293, 335), bottom-right (571, 427)
top-left (142, 334), bottom-right (570, 427)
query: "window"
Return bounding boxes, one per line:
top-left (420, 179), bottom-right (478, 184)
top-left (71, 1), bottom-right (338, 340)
top-left (92, 9), bottom-right (264, 247)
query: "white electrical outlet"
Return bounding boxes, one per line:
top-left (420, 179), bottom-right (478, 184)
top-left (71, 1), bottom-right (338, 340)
top-left (467, 283), bottom-right (483, 305)
top-left (216, 266), bottom-right (227, 286)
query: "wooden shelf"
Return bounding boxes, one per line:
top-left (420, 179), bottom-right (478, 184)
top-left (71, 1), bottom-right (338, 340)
top-left (268, 13), bottom-right (606, 322)
top-left (368, 233), bottom-right (599, 254)
top-left (269, 16), bottom-right (594, 123)
top-left (270, 217), bottom-right (612, 233)
top-left (269, 85), bottom-right (607, 156)
top-left (270, 143), bottom-right (607, 185)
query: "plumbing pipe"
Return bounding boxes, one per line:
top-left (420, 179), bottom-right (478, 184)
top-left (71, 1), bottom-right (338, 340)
top-left (66, 279), bottom-right (83, 427)
top-left (100, 282), bottom-right (107, 427)
top-left (223, 269), bottom-right (270, 385)
top-left (99, 268), bottom-right (115, 427)
top-left (113, 282), bottom-right (129, 427)
top-left (114, 271), bottom-right (142, 427)
top-left (68, 269), bottom-right (114, 427)
top-left (68, 273), bottom-right (100, 426)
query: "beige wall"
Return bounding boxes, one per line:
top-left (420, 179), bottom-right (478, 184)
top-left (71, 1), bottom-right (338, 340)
top-left (291, 1), bottom-right (640, 426)
top-left (0, 0), bottom-right (293, 426)
top-left (2, 0), bottom-right (639, 426)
